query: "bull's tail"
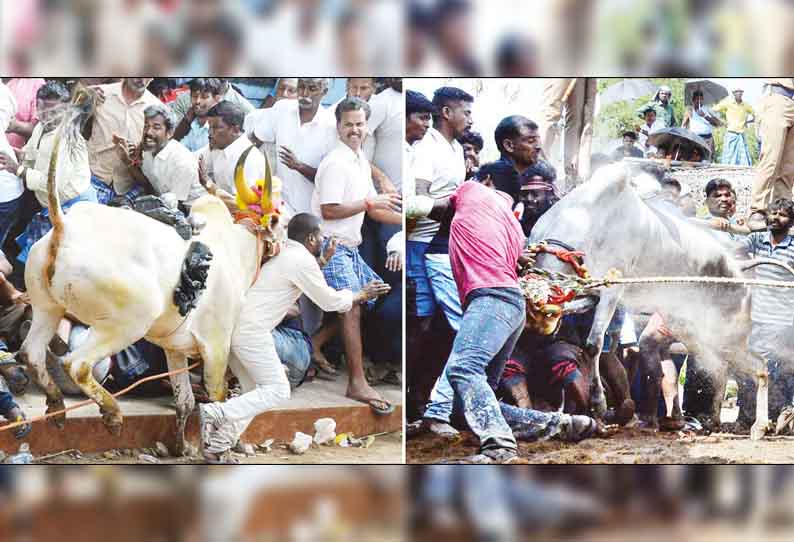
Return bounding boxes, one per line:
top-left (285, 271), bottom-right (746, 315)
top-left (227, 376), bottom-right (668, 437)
top-left (44, 86), bottom-right (96, 287)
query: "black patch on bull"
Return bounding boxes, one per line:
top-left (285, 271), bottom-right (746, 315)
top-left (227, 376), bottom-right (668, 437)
top-left (173, 241), bottom-right (213, 316)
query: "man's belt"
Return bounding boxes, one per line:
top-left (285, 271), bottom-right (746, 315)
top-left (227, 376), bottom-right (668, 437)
top-left (767, 84), bottom-right (794, 100)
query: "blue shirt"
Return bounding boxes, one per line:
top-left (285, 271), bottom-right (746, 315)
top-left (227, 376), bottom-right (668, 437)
top-left (180, 118), bottom-right (210, 152)
top-left (738, 231), bottom-right (794, 325)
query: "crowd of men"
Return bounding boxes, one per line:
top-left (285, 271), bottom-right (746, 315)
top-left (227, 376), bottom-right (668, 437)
top-left (0, 77), bottom-right (403, 461)
top-left (406, 79), bottom-right (794, 463)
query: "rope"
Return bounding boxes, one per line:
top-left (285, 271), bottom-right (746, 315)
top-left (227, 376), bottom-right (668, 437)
top-left (0, 360), bottom-right (201, 434)
top-left (585, 275), bottom-right (794, 290)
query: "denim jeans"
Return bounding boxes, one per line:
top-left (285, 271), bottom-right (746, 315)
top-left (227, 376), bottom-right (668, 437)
top-left (273, 324), bottom-right (312, 388)
top-left (442, 287), bottom-right (526, 452)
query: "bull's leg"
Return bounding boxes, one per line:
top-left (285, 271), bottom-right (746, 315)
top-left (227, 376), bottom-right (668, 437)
top-left (751, 354), bottom-right (770, 441)
top-left (600, 352), bottom-right (635, 425)
top-left (165, 350), bottom-right (196, 456)
top-left (699, 348), bottom-right (728, 432)
top-left (584, 289), bottom-right (622, 418)
top-left (19, 306), bottom-right (65, 428)
top-left (64, 326), bottom-right (146, 436)
top-left (198, 339), bottom-right (230, 403)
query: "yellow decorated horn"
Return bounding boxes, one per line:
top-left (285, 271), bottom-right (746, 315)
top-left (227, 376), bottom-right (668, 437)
top-left (260, 152), bottom-right (273, 214)
top-left (234, 146), bottom-right (259, 208)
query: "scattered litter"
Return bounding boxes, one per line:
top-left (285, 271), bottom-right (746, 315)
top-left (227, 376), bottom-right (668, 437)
top-left (102, 450), bottom-right (119, 460)
top-left (138, 453), bottom-right (160, 464)
top-left (289, 432), bottom-right (313, 455)
top-left (335, 433), bottom-right (377, 448)
top-left (258, 439), bottom-right (275, 453)
top-left (155, 442), bottom-right (170, 458)
top-left (313, 418), bottom-right (337, 445)
top-left (7, 443), bottom-right (33, 464)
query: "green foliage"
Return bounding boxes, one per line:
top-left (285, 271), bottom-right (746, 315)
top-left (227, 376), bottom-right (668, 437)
top-left (595, 78), bottom-right (758, 164)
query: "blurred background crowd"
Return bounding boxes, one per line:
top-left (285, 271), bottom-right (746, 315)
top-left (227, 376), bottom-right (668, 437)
top-left (5, 0), bottom-right (794, 76)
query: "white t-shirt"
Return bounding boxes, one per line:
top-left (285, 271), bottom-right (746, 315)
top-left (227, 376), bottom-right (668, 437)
top-left (251, 99), bottom-right (338, 216)
top-left (689, 106), bottom-right (716, 136)
top-left (364, 87), bottom-right (403, 191)
top-left (408, 127), bottom-right (465, 242)
top-left (142, 139), bottom-right (206, 203)
top-left (312, 143), bottom-right (376, 247)
top-left (195, 134), bottom-right (267, 197)
top-left (0, 83), bottom-right (22, 203)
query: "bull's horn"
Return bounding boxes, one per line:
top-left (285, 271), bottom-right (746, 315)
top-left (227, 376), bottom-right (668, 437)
top-left (260, 152), bottom-right (273, 213)
top-left (234, 146), bottom-right (259, 206)
top-left (561, 295), bottom-right (599, 315)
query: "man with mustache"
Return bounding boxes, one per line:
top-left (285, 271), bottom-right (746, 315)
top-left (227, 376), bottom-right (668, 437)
top-left (699, 178), bottom-right (748, 244)
top-left (736, 198), bottom-right (794, 429)
top-left (119, 103), bottom-right (206, 207)
top-left (83, 77), bottom-right (161, 206)
top-left (250, 78), bottom-right (338, 216)
top-left (311, 97), bottom-right (401, 415)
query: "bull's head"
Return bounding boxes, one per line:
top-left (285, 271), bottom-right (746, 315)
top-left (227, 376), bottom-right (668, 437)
top-left (525, 301), bottom-right (564, 335)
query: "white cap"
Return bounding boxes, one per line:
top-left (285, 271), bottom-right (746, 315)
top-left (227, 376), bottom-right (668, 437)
top-left (659, 85), bottom-right (672, 93)
top-left (732, 86), bottom-right (743, 93)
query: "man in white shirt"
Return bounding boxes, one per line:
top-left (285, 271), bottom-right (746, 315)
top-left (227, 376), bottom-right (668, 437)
top-left (682, 89), bottom-right (722, 159)
top-left (83, 78), bottom-right (161, 206)
top-left (118, 103), bottom-right (206, 206)
top-left (0, 81), bottom-right (23, 248)
top-left (243, 78), bottom-right (298, 167)
top-left (311, 97), bottom-right (402, 415)
top-left (0, 81), bottom-right (96, 262)
top-left (250, 78), bottom-right (338, 216)
top-left (198, 213), bottom-right (390, 462)
top-left (196, 101), bottom-right (268, 214)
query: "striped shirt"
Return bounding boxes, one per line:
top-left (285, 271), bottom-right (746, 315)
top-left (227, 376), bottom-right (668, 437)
top-left (738, 232), bottom-right (794, 325)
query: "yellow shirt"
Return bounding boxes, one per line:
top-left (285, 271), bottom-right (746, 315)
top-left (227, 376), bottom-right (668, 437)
top-left (713, 97), bottom-right (754, 133)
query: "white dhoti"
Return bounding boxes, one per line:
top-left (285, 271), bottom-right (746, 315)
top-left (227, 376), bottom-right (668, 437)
top-left (203, 315), bottom-right (291, 453)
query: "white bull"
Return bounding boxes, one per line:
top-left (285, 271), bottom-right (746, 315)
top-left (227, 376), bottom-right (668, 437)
top-left (19, 97), bottom-right (263, 455)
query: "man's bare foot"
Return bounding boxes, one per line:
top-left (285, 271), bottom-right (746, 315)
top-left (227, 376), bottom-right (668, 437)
top-left (347, 380), bottom-right (394, 416)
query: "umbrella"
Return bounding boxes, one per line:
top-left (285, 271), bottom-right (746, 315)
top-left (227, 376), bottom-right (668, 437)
top-left (599, 79), bottom-right (657, 107)
top-left (684, 79), bottom-right (728, 106)
top-left (647, 127), bottom-right (711, 161)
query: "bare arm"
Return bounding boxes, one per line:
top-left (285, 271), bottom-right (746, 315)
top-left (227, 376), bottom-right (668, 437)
top-left (7, 118), bottom-right (36, 139)
top-left (172, 109), bottom-right (195, 142)
top-left (320, 193), bottom-right (401, 221)
top-left (371, 164), bottom-right (396, 194)
top-left (367, 208), bottom-right (401, 225)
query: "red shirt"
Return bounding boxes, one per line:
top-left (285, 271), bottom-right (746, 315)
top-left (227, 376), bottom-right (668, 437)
top-left (448, 181), bottom-right (526, 305)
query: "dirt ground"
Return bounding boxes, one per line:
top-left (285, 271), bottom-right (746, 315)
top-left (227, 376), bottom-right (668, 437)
top-left (407, 427), bottom-right (794, 464)
top-left (33, 431), bottom-right (403, 464)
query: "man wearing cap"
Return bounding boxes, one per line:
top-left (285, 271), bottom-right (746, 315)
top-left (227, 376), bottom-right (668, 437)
top-left (713, 87), bottom-right (754, 166)
top-left (747, 79), bottom-right (794, 228)
top-left (683, 89), bottom-right (722, 159)
top-left (638, 85), bottom-right (676, 128)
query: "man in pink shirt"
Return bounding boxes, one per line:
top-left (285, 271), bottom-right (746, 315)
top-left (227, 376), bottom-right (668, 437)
top-left (4, 78), bottom-right (45, 152)
top-left (415, 180), bottom-right (596, 463)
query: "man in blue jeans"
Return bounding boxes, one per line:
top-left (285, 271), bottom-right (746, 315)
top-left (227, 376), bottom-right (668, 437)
top-left (408, 179), bottom-right (596, 463)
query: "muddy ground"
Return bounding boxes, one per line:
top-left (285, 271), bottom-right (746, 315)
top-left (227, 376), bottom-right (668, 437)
top-left (31, 431), bottom-right (403, 464)
top-left (408, 427), bottom-right (794, 464)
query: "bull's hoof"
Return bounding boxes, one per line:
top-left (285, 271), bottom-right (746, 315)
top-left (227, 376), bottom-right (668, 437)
top-left (181, 442), bottom-right (198, 458)
top-left (589, 394), bottom-right (607, 419)
top-left (751, 420), bottom-right (770, 441)
top-left (101, 411), bottom-right (123, 436)
top-left (46, 399), bottom-right (67, 430)
top-left (659, 416), bottom-right (686, 432)
top-left (614, 399), bottom-right (636, 426)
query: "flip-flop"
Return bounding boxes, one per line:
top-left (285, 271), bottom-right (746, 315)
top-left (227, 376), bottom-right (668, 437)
top-left (311, 356), bottom-right (339, 380)
top-left (202, 450), bottom-right (240, 464)
top-left (357, 397), bottom-right (395, 417)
